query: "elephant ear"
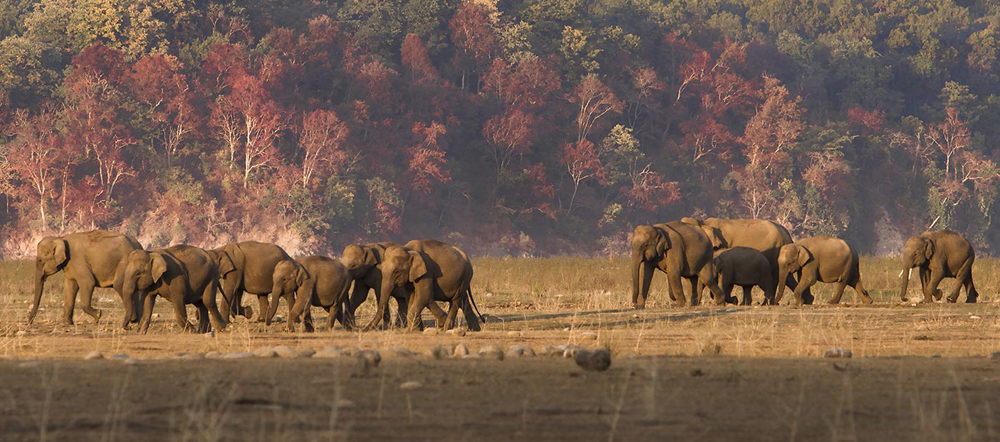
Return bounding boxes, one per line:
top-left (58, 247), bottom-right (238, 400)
top-left (295, 262), bottom-right (310, 286)
top-left (923, 239), bottom-right (935, 261)
top-left (216, 252), bottom-right (237, 276)
top-left (796, 246), bottom-right (812, 268)
top-left (654, 228), bottom-right (670, 255)
top-left (53, 239), bottom-right (69, 266)
top-left (713, 256), bottom-right (724, 273)
top-left (408, 250), bottom-right (428, 282)
top-left (151, 254), bottom-right (169, 283)
top-left (363, 246), bottom-right (379, 268)
top-left (700, 226), bottom-right (724, 249)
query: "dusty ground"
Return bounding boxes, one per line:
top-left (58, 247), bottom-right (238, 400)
top-left (1, 257), bottom-right (999, 440)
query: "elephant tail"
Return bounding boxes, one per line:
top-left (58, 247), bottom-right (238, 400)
top-left (467, 287), bottom-right (486, 324)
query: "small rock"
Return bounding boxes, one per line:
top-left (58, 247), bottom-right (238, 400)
top-left (84, 350), bottom-right (104, 360)
top-left (578, 332), bottom-right (598, 341)
top-left (505, 344), bottom-right (535, 358)
top-left (299, 348), bottom-right (316, 358)
top-left (273, 345), bottom-right (303, 358)
top-left (446, 328), bottom-right (466, 337)
top-left (478, 345), bottom-right (504, 360)
top-left (506, 331), bottom-right (522, 337)
top-left (203, 331), bottom-right (215, 338)
top-left (357, 350), bottom-right (381, 369)
top-left (989, 352), bottom-right (1000, 360)
top-left (971, 315), bottom-right (982, 320)
top-left (335, 399), bottom-right (356, 409)
top-left (462, 352), bottom-right (484, 359)
top-left (15, 331), bottom-right (27, 337)
top-left (574, 348), bottom-right (612, 372)
top-left (561, 345), bottom-right (587, 358)
top-left (151, 313), bottom-right (161, 319)
top-left (423, 328), bottom-right (439, 335)
top-left (428, 345), bottom-right (450, 359)
top-left (253, 347), bottom-right (278, 358)
top-left (392, 347), bottom-right (418, 357)
top-left (177, 353), bottom-right (205, 360)
top-left (107, 354), bottom-right (131, 360)
top-left (823, 348), bottom-right (853, 358)
top-left (399, 381), bottom-right (423, 391)
top-left (221, 352), bottom-right (256, 359)
top-left (123, 357), bottom-right (139, 365)
top-left (273, 315), bottom-right (284, 323)
top-left (313, 347), bottom-right (345, 359)
top-left (563, 327), bottom-right (571, 332)
top-left (632, 314), bottom-right (640, 319)
top-left (452, 343), bottom-right (470, 357)
top-left (205, 351), bottom-right (223, 359)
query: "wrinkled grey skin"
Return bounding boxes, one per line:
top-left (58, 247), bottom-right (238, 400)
top-left (30, 230), bottom-right (142, 328)
top-left (713, 247), bottom-right (774, 306)
top-left (776, 236), bottom-right (873, 306)
top-left (680, 217), bottom-right (808, 305)
top-left (631, 221), bottom-right (727, 308)
top-left (899, 230), bottom-right (978, 303)
top-left (370, 240), bottom-right (483, 332)
top-left (119, 245), bottom-right (228, 334)
top-left (208, 241), bottom-right (291, 321)
top-left (267, 256), bottom-right (353, 332)
top-left (341, 242), bottom-right (409, 328)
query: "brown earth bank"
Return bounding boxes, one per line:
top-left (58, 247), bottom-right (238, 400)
top-left (1, 357), bottom-right (998, 441)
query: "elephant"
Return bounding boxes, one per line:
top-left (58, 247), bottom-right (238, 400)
top-left (266, 256), bottom-right (353, 332)
top-left (713, 247), bottom-right (774, 306)
top-left (631, 221), bottom-right (727, 308)
top-left (208, 241), bottom-right (291, 321)
top-left (29, 230), bottom-right (143, 327)
top-left (118, 245), bottom-right (229, 334)
top-left (680, 217), bottom-right (810, 304)
top-left (775, 236), bottom-right (873, 306)
top-left (899, 230), bottom-right (978, 303)
top-left (340, 242), bottom-right (409, 328)
top-left (367, 240), bottom-right (484, 332)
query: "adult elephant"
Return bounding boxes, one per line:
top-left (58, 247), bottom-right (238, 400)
top-left (367, 240), bottom-right (484, 332)
top-left (776, 236), bottom-right (873, 306)
top-left (340, 242), bottom-right (409, 328)
top-left (208, 241), bottom-right (291, 321)
top-left (713, 247), bottom-right (774, 306)
top-left (266, 256), bottom-right (353, 332)
top-left (631, 221), bottom-right (727, 308)
top-left (119, 245), bottom-right (229, 334)
top-left (899, 230), bottom-right (978, 303)
top-left (29, 230), bottom-right (143, 327)
top-left (680, 217), bottom-right (809, 304)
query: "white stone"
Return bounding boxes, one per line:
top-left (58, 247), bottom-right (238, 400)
top-left (399, 381), bottom-right (423, 391)
top-left (506, 345), bottom-right (535, 358)
top-left (823, 348), bottom-right (853, 358)
top-left (314, 347), bottom-right (345, 359)
top-left (84, 350), bottom-right (104, 360)
top-left (452, 343), bottom-right (470, 357)
top-left (578, 332), bottom-right (599, 341)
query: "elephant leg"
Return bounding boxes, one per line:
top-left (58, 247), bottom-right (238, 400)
top-left (395, 294), bottom-right (410, 328)
top-left (286, 293), bottom-right (308, 332)
top-left (171, 297), bottom-right (195, 333)
top-left (697, 266), bottom-right (727, 306)
top-left (426, 300), bottom-right (449, 327)
top-left (461, 290), bottom-right (482, 332)
top-left (405, 294), bottom-right (430, 332)
top-left (637, 261), bottom-right (656, 308)
top-left (254, 295), bottom-right (269, 323)
top-left (948, 261), bottom-right (974, 303)
top-left (138, 293), bottom-right (157, 335)
top-left (442, 297), bottom-right (461, 330)
top-left (195, 302), bottom-right (210, 333)
top-left (851, 280), bottom-right (874, 305)
top-left (828, 281), bottom-right (848, 305)
top-left (347, 283), bottom-right (369, 317)
top-left (964, 271), bottom-right (979, 303)
top-left (62, 277), bottom-right (79, 325)
top-left (918, 267), bottom-right (930, 299)
top-left (741, 286), bottom-right (753, 306)
top-left (792, 272), bottom-right (817, 306)
top-left (201, 283), bottom-right (228, 332)
top-left (219, 277), bottom-right (241, 319)
top-left (666, 271), bottom-right (687, 307)
top-left (76, 279), bottom-right (102, 323)
top-left (686, 277), bottom-right (701, 306)
top-left (924, 272), bottom-right (945, 303)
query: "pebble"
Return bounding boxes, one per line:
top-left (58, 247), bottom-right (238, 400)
top-left (253, 347), bottom-right (278, 358)
top-left (220, 352), bottom-right (256, 359)
top-left (314, 347), bottom-right (345, 359)
top-left (505, 345), bottom-right (535, 358)
top-left (971, 316), bottom-right (982, 320)
top-left (15, 331), bottom-right (27, 337)
top-left (205, 351), bottom-right (223, 359)
top-left (423, 328), bottom-right (439, 335)
top-left (84, 350), bottom-right (104, 360)
top-left (446, 328), bottom-right (466, 337)
top-left (478, 345), bottom-right (504, 361)
top-left (561, 345), bottom-right (587, 358)
top-left (177, 353), bottom-right (206, 360)
top-left (336, 399), bottom-right (356, 409)
top-left (203, 331), bottom-right (215, 338)
top-left (506, 331), bottom-right (522, 337)
top-left (357, 350), bottom-right (381, 369)
top-left (989, 352), bottom-right (1000, 360)
top-left (123, 357), bottom-right (139, 365)
top-left (392, 347), bottom-right (418, 357)
top-left (452, 343), bottom-right (470, 357)
top-left (107, 354), bottom-right (131, 360)
top-left (574, 348), bottom-right (612, 372)
top-left (578, 332), bottom-right (598, 341)
top-left (273, 345), bottom-right (306, 358)
top-left (823, 348), bottom-right (853, 358)
top-left (428, 345), bottom-right (451, 359)
top-left (399, 381), bottom-right (423, 391)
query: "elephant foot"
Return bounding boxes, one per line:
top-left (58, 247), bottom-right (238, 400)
top-left (633, 304), bottom-right (645, 310)
top-left (90, 309), bottom-right (103, 323)
top-left (242, 305), bottom-right (254, 320)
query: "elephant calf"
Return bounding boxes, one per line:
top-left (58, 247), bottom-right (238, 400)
top-left (776, 236), bottom-right (873, 306)
top-left (267, 256), bottom-right (353, 332)
top-left (713, 247), bottom-right (774, 306)
top-left (899, 230), bottom-right (978, 303)
top-left (119, 245), bottom-right (229, 334)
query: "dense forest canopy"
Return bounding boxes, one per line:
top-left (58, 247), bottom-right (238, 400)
top-left (1, 0), bottom-right (1000, 257)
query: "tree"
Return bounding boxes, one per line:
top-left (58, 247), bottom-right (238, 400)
top-left (561, 139), bottom-right (605, 215)
top-left (401, 34), bottom-right (438, 84)
top-left (406, 121), bottom-right (450, 196)
top-left (128, 53), bottom-right (197, 167)
top-left (568, 75), bottom-right (622, 143)
top-left (483, 107), bottom-right (534, 178)
top-left (927, 108), bottom-right (970, 180)
top-left (449, 2), bottom-right (498, 89)
top-left (7, 109), bottom-right (60, 226)
top-left (298, 109), bottom-right (348, 188)
top-left (217, 73), bottom-right (285, 187)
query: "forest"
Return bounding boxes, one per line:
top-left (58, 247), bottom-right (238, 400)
top-left (1, 0), bottom-right (999, 257)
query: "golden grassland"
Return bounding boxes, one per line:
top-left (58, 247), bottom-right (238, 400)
top-left (0, 256), bottom-right (996, 360)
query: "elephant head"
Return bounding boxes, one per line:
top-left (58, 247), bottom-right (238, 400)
top-left (119, 250), bottom-right (168, 325)
top-left (207, 247), bottom-right (239, 317)
top-left (341, 244), bottom-right (379, 279)
top-left (776, 244), bottom-right (811, 304)
top-left (30, 237), bottom-right (69, 324)
top-left (266, 259), bottom-right (312, 325)
top-left (631, 225), bottom-right (669, 309)
top-left (379, 247), bottom-right (428, 298)
top-left (899, 236), bottom-right (934, 301)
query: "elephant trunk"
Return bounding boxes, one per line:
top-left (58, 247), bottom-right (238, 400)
top-left (265, 288), bottom-right (282, 326)
top-left (631, 252), bottom-right (653, 309)
top-left (899, 263), bottom-right (913, 302)
top-left (775, 266), bottom-right (791, 305)
top-left (122, 290), bottom-right (136, 329)
top-left (28, 263), bottom-right (47, 325)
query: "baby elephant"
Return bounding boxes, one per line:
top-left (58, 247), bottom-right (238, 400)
top-left (118, 245), bottom-right (229, 334)
top-left (267, 256), bottom-right (353, 332)
top-left (713, 247), bottom-right (774, 306)
top-left (776, 236), bottom-right (873, 306)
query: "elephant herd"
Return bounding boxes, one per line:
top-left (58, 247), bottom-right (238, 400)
top-left (26, 218), bottom-right (980, 334)
top-left (632, 218), bottom-right (979, 308)
top-left (28, 231), bottom-right (483, 334)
